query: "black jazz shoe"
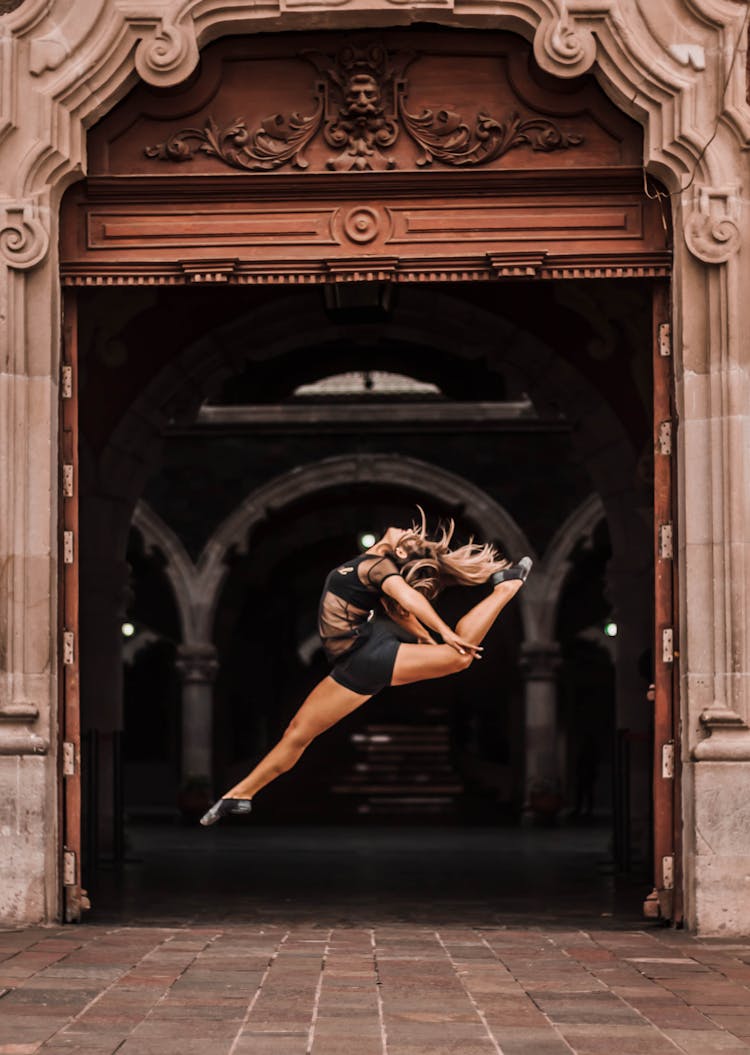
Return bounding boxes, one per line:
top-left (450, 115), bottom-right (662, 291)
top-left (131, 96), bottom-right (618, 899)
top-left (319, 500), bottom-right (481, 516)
top-left (491, 556), bottom-right (533, 586)
top-left (199, 797), bottom-right (253, 826)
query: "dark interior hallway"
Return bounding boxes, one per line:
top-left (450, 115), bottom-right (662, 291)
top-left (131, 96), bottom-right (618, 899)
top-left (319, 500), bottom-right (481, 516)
top-left (85, 822), bottom-right (647, 928)
top-left (73, 275), bottom-right (659, 924)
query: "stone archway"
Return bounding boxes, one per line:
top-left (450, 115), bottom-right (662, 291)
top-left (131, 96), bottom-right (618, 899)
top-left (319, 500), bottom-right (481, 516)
top-left (132, 454), bottom-right (537, 645)
top-left (90, 285), bottom-right (650, 781)
top-left (81, 286), bottom-right (651, 822)
top-left (130, 455), bottom-right (606, 811)
top-left (0, 0), bottom-right (748, 932)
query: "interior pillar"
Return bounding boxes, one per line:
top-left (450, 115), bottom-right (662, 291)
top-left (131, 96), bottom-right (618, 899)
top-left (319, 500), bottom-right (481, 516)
top-left (520, 641), bottom-right (562, 818)
top-left (176, 644), bottom-right (219, 788)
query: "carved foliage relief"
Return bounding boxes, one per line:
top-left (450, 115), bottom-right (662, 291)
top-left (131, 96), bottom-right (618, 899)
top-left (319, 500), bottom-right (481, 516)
top-left (143, 42), bottom-right (584, 173)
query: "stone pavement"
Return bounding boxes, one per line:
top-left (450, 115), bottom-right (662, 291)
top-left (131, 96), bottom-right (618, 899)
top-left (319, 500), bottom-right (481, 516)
top-left (2, 922), bottom-right (750, 1055)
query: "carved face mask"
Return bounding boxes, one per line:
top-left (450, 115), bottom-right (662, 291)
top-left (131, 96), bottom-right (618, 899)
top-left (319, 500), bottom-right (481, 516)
top-left (345, 74), bottom-right (381, 117)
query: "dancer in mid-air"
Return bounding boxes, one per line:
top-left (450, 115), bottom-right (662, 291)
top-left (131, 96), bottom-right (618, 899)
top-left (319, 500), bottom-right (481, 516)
top-left (200, 510), bottom-right (531, 825)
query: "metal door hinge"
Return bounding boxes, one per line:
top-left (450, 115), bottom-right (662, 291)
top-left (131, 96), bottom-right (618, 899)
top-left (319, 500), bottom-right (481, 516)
top-left (63, 630), bottom-right (75, 666)
top-left (661, 741), bottom-right (675, 779)
top-left (658, 523), bottom-right (673, 560)
top-left (62, 741), bottom-right (76, 776)
top-left (662, 854), bottom-right (674, 890)
top-left (658, 322), bottom-right (671, 357)
top-left (63, 849), bottom-right (76, 886)
top-left (62, 464), bottom-right (74, 498)
top-left (63, 530), bottom-right (74, 564)
top-left (657, 420), bottom-right (672, 456)
top-left (662, 628), bottom-right (674, 664)
top-left (61, 365), bottom-right (72, 399)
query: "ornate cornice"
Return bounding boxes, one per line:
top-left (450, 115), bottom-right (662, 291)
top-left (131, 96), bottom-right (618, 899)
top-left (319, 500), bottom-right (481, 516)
top-left (60, 252), bottom-right (671, 287)
top-left (0, 0), bottom-right (744, 199)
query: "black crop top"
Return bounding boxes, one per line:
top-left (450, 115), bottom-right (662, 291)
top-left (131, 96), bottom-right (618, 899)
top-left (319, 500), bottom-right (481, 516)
top-left (318, 553), bottom-right (401, 661)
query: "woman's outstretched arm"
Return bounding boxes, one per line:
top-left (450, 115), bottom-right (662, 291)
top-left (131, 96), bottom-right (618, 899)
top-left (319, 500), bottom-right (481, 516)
top-left (381, 576), bottom-right (482, 658)
top-left (381, 598), bottom-right (436, 644)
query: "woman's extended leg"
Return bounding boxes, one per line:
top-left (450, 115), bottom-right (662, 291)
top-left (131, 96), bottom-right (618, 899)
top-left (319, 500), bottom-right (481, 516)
top-left (222, 675), bottom-right (371, 800)
top-left (454, 577), bottom-right (523, 645)
top-left (391, 578), bottom-right (524, 687)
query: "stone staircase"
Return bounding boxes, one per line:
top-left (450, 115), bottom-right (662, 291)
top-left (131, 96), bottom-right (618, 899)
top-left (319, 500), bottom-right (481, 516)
top-left (332, 711), bottom-right (464, 818)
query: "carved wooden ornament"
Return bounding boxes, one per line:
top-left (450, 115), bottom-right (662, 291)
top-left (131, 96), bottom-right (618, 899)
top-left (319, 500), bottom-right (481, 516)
top-left (145, 42), bottom-right (583, 172)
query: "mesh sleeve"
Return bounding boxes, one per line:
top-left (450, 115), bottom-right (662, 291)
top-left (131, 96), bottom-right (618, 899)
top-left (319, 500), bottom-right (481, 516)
top-left (360, 555), bottom-right (401, 592)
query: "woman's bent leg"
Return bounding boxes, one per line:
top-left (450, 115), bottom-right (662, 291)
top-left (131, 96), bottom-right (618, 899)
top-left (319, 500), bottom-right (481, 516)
top-left (391, 579), bottom-right (525, 687)
top-left (391, 643), bottom-right (473, 686)
top-left (223, 676), bottom-right (371, 800)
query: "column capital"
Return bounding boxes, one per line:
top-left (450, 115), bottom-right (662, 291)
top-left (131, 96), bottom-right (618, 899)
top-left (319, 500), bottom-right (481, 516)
top-left (175, 643), bottom-right (219, 684)
top-left (520, 641), bottom-right (561, 681)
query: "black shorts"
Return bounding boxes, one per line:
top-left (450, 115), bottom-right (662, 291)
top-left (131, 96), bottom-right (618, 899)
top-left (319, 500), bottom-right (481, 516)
top-left (329, 616), bottom-right (417, 696)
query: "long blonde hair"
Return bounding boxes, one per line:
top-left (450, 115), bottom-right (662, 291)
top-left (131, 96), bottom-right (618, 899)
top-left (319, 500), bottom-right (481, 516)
top-left (386, 506), bottom-right (509, 602)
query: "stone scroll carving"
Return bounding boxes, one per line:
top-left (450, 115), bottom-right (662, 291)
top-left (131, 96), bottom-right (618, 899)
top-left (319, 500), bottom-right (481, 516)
top-left (134, 16), bottom-right (199, 89)
top-left (145, 42), bottom-right (584, 172)
top-left (533, 13), bottom-right (597, 80)
top-left (0, 201), bottom-right (49, 269)
top-left (684, 185), bottom-right (741, 264)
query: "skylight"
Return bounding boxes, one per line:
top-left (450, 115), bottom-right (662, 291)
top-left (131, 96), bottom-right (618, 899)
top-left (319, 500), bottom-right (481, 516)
top-left (293, 371), bottom-right (442, 398)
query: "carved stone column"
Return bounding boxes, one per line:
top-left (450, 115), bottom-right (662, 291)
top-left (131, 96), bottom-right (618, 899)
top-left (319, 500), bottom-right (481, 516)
top-left (679, 182), bottom-right (750, 934)
top-left (520, 642), bottom-right (562, 816)
top-left (0, 198), bottom-right (57, 925)
top-left (175, 644), bottom-right (219, 784)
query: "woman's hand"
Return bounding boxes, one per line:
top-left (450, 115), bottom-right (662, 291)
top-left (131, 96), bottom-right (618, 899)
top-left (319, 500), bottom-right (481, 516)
top-left (441, 628), bottom-right (483, 659)
top-left (382, 577), bottom-right (482, 657)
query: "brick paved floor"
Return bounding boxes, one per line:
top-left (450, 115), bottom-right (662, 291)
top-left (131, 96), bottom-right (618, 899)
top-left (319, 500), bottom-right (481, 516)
top-left (2, 922), bottom-right (750, 1054)
top-left (2, 826), bottom-right (750, 1054)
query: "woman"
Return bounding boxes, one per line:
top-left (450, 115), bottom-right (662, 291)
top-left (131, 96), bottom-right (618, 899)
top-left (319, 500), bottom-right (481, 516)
top-left (200, 510), bottom-right (531, 825)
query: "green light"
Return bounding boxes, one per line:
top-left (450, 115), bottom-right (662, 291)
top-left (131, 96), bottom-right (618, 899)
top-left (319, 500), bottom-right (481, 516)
top-left (604, 621), bottom-right (618, 638)
top-left (359, 532), bottom-right (377, 550)
top-left (121, 622), bottom-right (135, 638)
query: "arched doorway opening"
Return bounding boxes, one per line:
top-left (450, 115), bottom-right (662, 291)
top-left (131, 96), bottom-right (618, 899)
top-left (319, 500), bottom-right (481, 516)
top-left (60, 25), bottom-right (672, 922)
top-left (76, 283), bottom-right (650, 918)
top-left (129, 460), bottom-right (611, 830)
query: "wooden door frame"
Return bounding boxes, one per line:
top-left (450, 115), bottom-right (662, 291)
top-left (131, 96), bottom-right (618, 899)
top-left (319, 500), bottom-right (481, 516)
top-left (59, 169), bottom-right (678, 921)
top-left (60, 288), bottom-right (89, 922)
top-left (644, 280), bottom-right (681, 924)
